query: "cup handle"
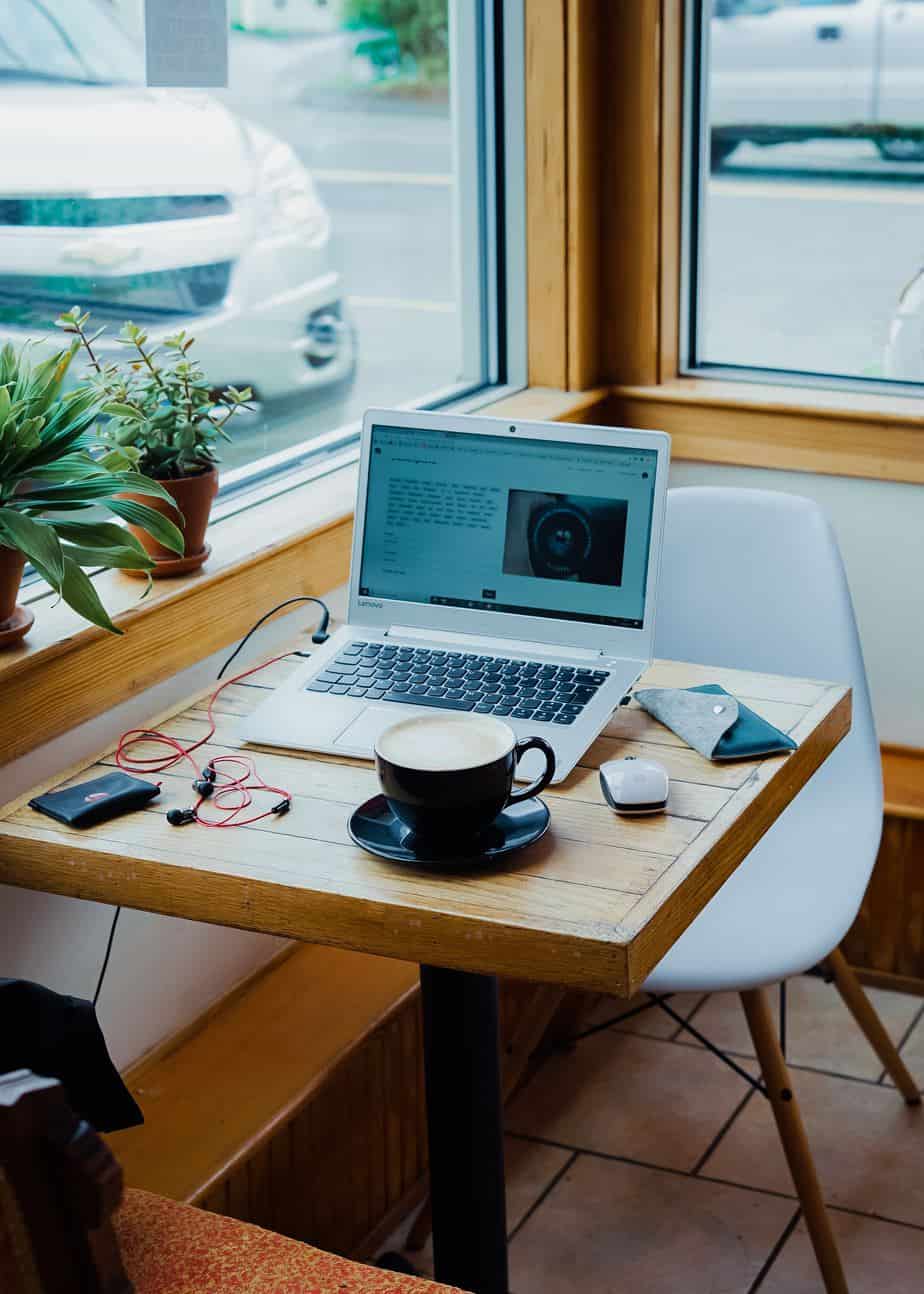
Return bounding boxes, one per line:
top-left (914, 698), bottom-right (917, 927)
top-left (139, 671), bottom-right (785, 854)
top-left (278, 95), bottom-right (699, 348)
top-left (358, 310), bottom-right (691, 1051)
top-left (506, 736), bottom-right (557, 805)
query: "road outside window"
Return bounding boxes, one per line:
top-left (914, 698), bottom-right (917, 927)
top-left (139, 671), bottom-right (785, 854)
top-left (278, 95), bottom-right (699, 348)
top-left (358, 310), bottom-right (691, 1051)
top-left (691, 0), bottom-right (924, 385)
top-left (0, 0), bottom-right (492, 478)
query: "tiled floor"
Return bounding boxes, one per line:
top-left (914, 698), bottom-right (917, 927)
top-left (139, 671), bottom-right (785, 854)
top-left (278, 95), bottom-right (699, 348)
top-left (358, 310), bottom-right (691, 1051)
top-left (388, 975), bottom-right (924, 1292)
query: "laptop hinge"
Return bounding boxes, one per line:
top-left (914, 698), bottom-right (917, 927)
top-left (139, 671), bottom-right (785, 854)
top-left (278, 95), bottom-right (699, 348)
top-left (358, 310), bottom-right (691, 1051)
top-left (385, 624), bottom-right (605, 661)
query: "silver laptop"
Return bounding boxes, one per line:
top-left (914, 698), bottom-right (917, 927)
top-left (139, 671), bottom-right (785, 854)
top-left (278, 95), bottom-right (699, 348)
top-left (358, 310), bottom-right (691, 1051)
top-left (241, 408), bottom-right (670, 784)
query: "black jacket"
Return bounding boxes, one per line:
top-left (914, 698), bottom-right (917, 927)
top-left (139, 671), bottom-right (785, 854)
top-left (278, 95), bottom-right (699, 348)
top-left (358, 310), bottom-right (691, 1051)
top-left (0, 979), bottom-right (143, 1131)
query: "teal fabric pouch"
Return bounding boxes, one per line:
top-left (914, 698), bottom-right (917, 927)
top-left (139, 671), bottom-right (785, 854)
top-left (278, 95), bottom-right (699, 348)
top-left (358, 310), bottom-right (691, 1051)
top-left (634, 683), bottom-right (797, 762)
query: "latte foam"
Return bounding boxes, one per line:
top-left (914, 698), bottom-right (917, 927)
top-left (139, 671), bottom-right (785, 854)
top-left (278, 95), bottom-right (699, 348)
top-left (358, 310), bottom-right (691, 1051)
top-left (377, 714), bottom-right (513, 772)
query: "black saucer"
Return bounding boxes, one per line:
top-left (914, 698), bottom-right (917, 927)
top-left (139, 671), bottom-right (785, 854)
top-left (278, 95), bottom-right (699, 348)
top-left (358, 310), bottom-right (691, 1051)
top-left (348, 794), bottom-right (550, 870)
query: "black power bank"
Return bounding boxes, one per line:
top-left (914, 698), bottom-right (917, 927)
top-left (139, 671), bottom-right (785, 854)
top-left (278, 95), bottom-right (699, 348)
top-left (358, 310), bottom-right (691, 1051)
top-left (29, 771), bottom-right (161, 829)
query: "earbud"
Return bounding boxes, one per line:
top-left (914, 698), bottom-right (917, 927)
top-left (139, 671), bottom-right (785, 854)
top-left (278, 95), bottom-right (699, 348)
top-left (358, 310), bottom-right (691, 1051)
top-left (192, 778), bottom-right (215, 798)
top-left (270, 799), bottom-right (291, 815)
top-left (167, 807), bottom-right (196, 826)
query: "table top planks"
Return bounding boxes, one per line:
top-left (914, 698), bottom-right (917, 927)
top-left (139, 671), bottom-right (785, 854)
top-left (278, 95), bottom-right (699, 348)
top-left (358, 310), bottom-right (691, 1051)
top-left (0, 657), bottom-right (850, 997)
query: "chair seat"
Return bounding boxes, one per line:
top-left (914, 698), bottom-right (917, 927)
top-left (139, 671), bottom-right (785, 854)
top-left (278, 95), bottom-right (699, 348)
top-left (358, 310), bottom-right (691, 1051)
top-left (116, 1189), bottom-right (463, 1294)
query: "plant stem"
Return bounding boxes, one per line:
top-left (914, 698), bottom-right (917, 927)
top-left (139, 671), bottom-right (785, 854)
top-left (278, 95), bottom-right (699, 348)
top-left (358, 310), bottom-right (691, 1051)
top-left (70, 319), bottom-right (104, 375)
top-left (133, 337), bottom-right (168, 394)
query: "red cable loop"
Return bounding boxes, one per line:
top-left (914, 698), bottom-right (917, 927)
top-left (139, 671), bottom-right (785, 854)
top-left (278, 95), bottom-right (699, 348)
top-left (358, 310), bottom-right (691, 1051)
top-left (115, 653), bottom-right (294, 829)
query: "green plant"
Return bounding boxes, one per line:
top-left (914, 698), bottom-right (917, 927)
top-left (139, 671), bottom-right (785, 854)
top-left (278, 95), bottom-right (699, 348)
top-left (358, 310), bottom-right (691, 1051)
top-left (57, 307), bottom-right (253, 480)
top-left (0, 338), bottom-right (184, 634)
top-left (343, 0), bottom-right (448, 83)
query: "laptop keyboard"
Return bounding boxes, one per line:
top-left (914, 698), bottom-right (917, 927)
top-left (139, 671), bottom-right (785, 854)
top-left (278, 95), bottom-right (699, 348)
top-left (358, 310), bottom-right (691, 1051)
top-left (305, 642), bottom-right (610, 725)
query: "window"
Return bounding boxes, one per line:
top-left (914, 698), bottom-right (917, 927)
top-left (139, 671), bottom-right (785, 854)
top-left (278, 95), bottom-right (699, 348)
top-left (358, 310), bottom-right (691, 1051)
top-left (0, 0), bottom-right (522, 493)
top-left (685, 0), bottom-right (924, 388)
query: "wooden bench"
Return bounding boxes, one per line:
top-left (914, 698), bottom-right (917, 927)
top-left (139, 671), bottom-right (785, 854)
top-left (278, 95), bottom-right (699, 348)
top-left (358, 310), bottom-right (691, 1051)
top-left (842, 745), bottom-right (924, 995)
top-left (108, 945), bottom-right (424, 1260)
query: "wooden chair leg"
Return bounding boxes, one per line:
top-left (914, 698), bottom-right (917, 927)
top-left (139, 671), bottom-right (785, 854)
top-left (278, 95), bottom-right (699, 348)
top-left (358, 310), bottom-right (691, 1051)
top-left (826, 948), bottom-right (921, 1105)
top-left (740, 988), bottom-right (848, 1294)
top-left (405, 985), bottom-right (567, 1253)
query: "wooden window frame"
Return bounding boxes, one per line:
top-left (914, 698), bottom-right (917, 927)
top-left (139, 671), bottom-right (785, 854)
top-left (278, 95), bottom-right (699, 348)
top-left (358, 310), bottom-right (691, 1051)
top-left (14, 0), bottom-right (918, 758)
top-left (598, 0), bottom-right (924, 486)
top-left (0, 4), bottom-right (609, 763)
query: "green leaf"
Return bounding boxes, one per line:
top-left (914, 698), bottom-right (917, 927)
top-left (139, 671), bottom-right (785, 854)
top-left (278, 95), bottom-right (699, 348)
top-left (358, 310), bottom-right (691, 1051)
top-left (98, 446), bottom-right (141, 472)
top-left (60, 541), bottom-right (154, 572)
top-left (102, 401), bottom-right (145, 422)
top-left (111, 471), bottom-right (178, 506)
top-left (25, 455), bottom-right (108, 483)
top-left (106, 498), bottom-right (185, 554)
top-left (13, 478), bottom-right (125, 508)
top-left (0, 508), bottom-right (64, 584)
top-left (57, 555), bottom-right (121, 634)
top-left (54, 520), bottom-right (149, 557)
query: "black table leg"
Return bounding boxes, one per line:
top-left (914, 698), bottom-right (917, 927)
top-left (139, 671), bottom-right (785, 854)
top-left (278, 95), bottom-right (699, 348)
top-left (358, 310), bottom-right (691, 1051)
top-left (419, 964), bottom-right (508, 1294)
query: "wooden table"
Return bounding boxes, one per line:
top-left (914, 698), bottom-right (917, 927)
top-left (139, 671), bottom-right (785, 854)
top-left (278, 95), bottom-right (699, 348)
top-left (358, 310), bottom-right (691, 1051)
top-left (0, 656), bottom-right (850, 1293)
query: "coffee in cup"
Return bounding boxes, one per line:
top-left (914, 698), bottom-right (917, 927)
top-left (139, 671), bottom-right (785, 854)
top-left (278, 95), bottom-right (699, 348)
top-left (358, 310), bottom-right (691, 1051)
top-left (374, 713), bottom-right (555, 846)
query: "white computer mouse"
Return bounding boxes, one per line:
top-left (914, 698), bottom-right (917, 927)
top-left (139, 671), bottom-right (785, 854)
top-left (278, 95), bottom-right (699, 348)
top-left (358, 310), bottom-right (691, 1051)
top-left (599, 756), bottom-right (669, 816)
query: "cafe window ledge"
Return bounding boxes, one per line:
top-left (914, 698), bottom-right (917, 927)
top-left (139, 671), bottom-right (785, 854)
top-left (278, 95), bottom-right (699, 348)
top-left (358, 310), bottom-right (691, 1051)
top-left (607, 378), bottom-right (924, 486)
top-left (0, 386), bottom-right (608, 768)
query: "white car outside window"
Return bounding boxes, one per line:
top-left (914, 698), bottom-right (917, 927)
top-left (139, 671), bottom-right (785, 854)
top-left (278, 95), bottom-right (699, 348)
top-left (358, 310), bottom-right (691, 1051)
top-left (710, 0), bottom-right (924, 166)
top-left (0, 0), bottom-right (355, 404)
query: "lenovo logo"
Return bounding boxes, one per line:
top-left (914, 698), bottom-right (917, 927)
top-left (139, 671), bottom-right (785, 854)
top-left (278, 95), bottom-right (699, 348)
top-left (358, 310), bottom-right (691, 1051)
top-left (358, 599), bottom-right (383, 608)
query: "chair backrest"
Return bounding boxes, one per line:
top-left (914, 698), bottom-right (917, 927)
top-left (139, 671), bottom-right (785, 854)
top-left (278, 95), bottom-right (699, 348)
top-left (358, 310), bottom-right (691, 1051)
top-left (652, 486), bottom-right (882, 973)
top-left (0, 1070), bottom-right (131, 1294)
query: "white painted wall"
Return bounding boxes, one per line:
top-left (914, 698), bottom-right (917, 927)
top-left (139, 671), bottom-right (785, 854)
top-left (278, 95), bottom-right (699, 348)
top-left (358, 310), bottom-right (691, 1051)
top-left (0, 595), bottom-right (341, 1071)
top-left (670, 461), bottom-right (924, 747)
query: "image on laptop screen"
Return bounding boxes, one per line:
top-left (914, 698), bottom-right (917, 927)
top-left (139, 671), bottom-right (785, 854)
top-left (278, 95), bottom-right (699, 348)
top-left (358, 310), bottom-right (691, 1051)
top-left (358, 425), bottom-right (659, 629)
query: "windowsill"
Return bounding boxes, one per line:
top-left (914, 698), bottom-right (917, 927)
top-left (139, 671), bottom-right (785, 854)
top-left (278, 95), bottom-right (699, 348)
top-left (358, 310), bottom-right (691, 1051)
top-left (607, 378), bottom-right (924, 485)
top-left (0, 386), bottom-right (609, 766)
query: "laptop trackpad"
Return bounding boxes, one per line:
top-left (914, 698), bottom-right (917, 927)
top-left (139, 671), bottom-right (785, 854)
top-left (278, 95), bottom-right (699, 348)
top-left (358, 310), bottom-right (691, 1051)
top-left (334, 706), bottom-right (405, 754)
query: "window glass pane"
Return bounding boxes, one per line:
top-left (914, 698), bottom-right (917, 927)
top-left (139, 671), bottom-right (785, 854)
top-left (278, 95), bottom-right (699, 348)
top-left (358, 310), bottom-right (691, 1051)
top-left (1, 0), bottom-right (499, 481)
top-left (692, 0), bottom-right (924, 384)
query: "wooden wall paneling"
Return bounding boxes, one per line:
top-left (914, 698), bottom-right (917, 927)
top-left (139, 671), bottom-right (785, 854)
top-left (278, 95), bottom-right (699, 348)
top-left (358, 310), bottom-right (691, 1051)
top-left (601, 0), bottom-right (663, 386)
top-left (246, 1141), bottom-right (272, 1231)
top-left (366, 1029), bottom-right (389, 1234)
top-left (842, 815), bottom-right (924, 988)
top-left (383, 1016), bottom-right (404, 1213)
top-left (526, 0), bottom-right (568, 387)
top-left (342, 1047), bottom-right (373, 1249)
top-left (290, 1104), bottom-right (317, 1242)
top-left (882, 745), bottom-right (924, 820)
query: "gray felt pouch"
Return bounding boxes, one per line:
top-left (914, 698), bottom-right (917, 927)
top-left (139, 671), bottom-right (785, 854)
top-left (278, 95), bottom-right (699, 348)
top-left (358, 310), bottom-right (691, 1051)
top-left (634, 684), bottom-right (797, 762)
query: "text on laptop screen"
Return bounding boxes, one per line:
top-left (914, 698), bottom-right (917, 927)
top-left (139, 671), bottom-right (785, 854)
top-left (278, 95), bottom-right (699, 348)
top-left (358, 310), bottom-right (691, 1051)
top-left (358, 425), bottom-right (659, 629)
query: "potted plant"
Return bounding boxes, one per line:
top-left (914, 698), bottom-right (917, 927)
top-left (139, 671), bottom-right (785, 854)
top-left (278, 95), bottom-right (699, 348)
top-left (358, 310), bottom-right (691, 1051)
top-left (0, 338), bottom-right (185, 646)
top-left (58, 308), bottom-right (253, 576)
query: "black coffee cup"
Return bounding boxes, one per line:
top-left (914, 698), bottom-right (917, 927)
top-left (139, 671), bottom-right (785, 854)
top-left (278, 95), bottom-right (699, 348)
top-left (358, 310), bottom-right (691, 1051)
top-left (374, 713), bottom-right (556, 846)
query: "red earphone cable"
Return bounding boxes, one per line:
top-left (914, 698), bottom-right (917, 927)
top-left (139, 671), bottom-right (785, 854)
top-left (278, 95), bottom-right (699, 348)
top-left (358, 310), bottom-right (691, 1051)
top-left (115, 653), bottom-right (294, 826)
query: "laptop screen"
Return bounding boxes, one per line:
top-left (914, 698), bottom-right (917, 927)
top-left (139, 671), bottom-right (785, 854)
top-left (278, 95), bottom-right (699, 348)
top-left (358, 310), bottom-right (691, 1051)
top-left (358, 424), bottom-right (659, 630)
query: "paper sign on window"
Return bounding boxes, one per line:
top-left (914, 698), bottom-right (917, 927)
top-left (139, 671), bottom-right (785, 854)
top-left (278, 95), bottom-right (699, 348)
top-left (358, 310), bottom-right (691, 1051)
top-left (145, 0), bottom-right (229, 88)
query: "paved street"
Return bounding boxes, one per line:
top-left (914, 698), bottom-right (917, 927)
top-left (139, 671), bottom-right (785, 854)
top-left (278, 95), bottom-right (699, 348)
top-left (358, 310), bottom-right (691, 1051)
top-left (703, 140), bottom-right (924, 382)
top-left (216, 32), bottom-right (460, 469)
top-left (216, 35), bottom-right (924, 467)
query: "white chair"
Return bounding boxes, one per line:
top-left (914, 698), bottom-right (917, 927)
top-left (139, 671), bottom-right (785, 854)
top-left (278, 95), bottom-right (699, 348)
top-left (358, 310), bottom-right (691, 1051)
top-left (405, 487), bottom-right (918, 1282)
top-left (644, 486), bottom-right (919, 1294)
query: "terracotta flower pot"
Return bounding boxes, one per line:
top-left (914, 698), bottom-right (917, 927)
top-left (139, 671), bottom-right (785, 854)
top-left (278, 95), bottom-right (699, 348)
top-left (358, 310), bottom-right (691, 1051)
top-left (125, 467), bottom-right (219, 578)
top-left (0, 545), bottom-right (33, 648)
top-left (0, 545), bottom-right (25, 623)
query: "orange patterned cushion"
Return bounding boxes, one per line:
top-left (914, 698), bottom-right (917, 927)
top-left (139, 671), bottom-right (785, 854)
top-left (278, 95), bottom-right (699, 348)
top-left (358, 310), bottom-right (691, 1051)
top-left (117, 1189), bottom-right (465, 1294)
